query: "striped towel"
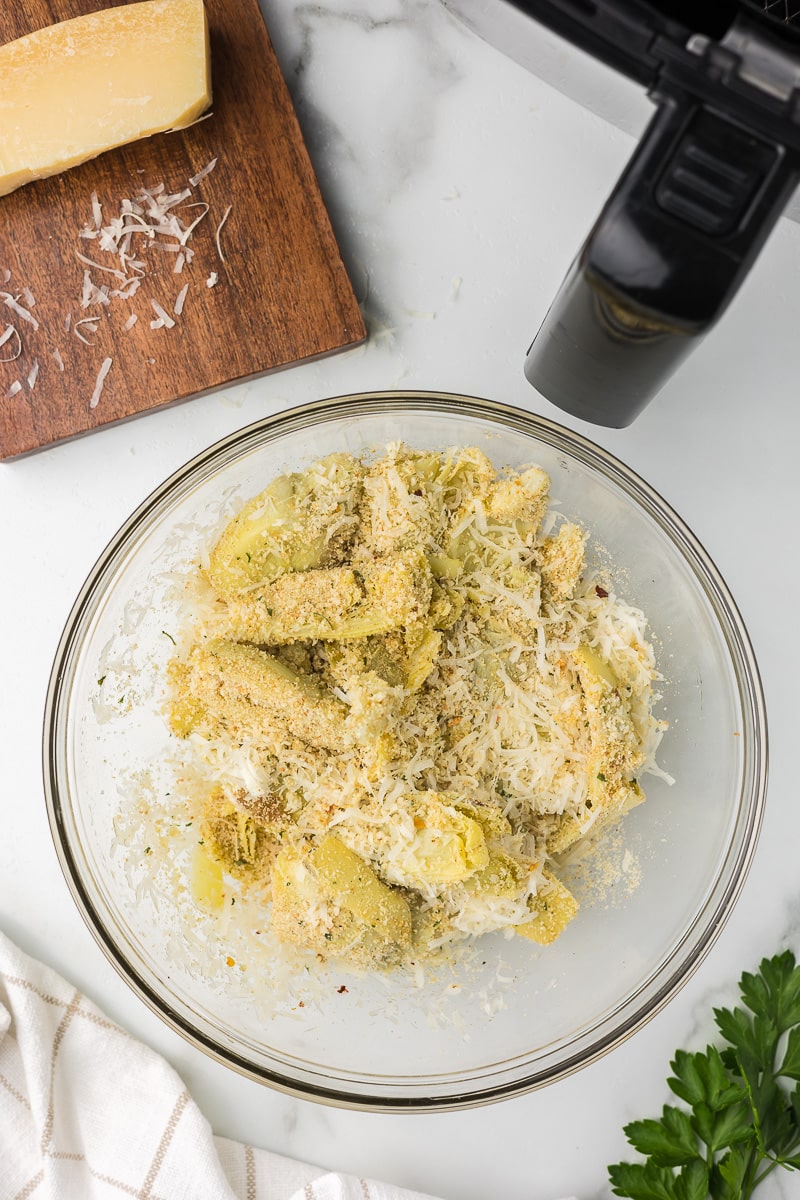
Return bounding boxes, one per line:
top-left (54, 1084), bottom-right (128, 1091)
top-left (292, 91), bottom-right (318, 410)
top-left (0, 931), bottom-right (441, 1200)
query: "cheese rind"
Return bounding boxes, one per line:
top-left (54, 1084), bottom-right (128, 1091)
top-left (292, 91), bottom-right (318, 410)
top-left (0, 0), bottom-right (212, 198)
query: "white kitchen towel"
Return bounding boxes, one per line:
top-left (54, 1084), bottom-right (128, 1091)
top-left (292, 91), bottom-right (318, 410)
top-left (0, 930), bottom-right (441, 1200)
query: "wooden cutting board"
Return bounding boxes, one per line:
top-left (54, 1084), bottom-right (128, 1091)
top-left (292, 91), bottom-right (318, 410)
top-left (0, 0), bottom-right (366, 460)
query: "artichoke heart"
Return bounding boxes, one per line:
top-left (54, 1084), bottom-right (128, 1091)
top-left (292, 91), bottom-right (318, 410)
top-left (396, 794), bottom-right (489, 884)
top-left (207, 453), bottom-right (363, 595)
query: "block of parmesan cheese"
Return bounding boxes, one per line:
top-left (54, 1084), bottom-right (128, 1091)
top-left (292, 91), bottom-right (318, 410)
top-left (0, 0), bottom-right (211, 198)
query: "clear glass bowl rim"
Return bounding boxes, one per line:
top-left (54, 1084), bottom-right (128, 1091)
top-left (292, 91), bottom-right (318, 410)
top-left (43, 390), bottom-right (769, 1112)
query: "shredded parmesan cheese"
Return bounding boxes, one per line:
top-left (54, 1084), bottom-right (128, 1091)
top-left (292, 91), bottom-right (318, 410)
top-left (150, 299), bottom-right (176, 330)
top-left (73, 316), bottom-right (101, 345)
top-left (189, 157), bottom-right (217, 186)
top-left (0, 160), bottom-right (227, 407)
top-left (2, 292), bottom-right (38, 330)
top-left (215, 205), bottom-right (232, 262)
top-left (0, 324), bottom-right (21, 362)
top-left (89, 356), bottom-right (112, 408)
top-left (174, 284), bottom-right (189, 316)
top-left (72, 162), bottom-right (226, 340)
top-left (76, 251), bottom-right (128, 283)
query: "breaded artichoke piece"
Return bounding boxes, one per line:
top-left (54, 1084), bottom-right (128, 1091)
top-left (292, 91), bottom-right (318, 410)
top-left (453, 797), bottom-right (512, 841)
top-left (575, 643), bottom-right (620, 690)
top-left (546, 780), bottom-right (644, 856)
top-left (483, 563), bottom-right (543, 641)
top-left (340, 670), bottom-right (403, 754)
top-left (403, 625), bottom-right (442, 693)
top-left (191, 842), bottom-right (226, 912)
top-left (539, 522), bottom-right (587, 601)
top-left (429, 580), bottom-right (464, 631)
top-left (427, 553), bottom-right (463, 581)
top-left (442, 448), bottom-right (510, 564)
top-left (271, 842), bottom-right (363, 959)
top-left (545, 644), bottom-right (645, 854)
top-left (411, 903), bottom-right (452, 954)
top-left (359, 448), bottom-right (440, 555)
top-left (393, 791), bottom-right (489, 885)
top-left (324, 636), bottom-right (405, 690)
top-left (207, 453), bottom-right (363, 595)
top-left (514, 870), bottom-right (578, 945)
top-left (465, 850), bottom-right (527, 899)
top-left (487, 465), bottom-right (550, 532)
top-left (313, 835), bottom-right (412, 947)
top-left (324, 620), bottom-right (441, 697)
top-left (436, 446), bottom-right (496, 504)
top-left (577, 642), bottom-right (645, 792)
top-left (270, 837), bottom-right (411, 967)
top-left (224, 549), bottom-right (432, 645)
top-left (183, 639), bottom-right (350, 752)
top-left (197, 787), bottom-right (278, 886)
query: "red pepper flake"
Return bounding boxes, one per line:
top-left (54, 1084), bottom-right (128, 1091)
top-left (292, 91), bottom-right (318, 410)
top-left (595, 585), bottom-right (609, 598)
top-left (337, 985), bottom-right (348, 994)
top-left (298, 1000), bottom-right (305, 1008)
top-left (226, 956), bottom-right (235, 967)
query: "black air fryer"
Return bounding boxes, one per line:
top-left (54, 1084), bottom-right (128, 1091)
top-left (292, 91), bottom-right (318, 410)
top-left (506, 1), bottom-right (800, 425)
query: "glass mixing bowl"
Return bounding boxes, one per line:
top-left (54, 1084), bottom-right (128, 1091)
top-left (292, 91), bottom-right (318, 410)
top-left (44, 392), bottom-right (767, 1111)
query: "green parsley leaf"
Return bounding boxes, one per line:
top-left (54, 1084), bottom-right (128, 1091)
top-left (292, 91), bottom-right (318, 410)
top-left (779, 1026), bottom-right (800, 1081)
top-left (692, 1095), bottom-right (752, 1153)
top-left (714, 1143), bottom-right (751, 1200)
top-left (608, 951), bottom-right (800, 1200)
top-left (625, 1108), bottom-right (697, 1166)
top-left (742, 952), bottom-right (800, 1033)
top-left (609, 1161), bottom-right (677, 1200)
top-left (674, 1159), bottom-right (709, 1200)
top-left (669, 1047), bottom-right (742, 1112)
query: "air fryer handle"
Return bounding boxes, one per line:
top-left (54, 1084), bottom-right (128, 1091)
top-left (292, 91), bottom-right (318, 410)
top-left (525, 94), bottom-right (800, 426)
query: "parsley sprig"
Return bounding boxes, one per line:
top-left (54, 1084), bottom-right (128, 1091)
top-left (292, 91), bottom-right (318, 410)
top-left (608, 951), bottom-right (800, 1199)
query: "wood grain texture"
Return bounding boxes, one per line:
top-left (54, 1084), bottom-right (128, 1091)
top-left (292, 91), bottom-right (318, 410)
top-left (0, 0), bottom-right (366, 459)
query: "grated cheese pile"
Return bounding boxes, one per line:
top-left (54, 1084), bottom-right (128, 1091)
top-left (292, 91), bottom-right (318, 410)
top-left (0, 157), bottom-right (228, 410)
top-left (163, 444), bottom-right (667, 972)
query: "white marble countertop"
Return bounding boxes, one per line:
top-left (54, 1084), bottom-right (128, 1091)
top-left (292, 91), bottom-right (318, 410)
top-left (2, 2), bottom-right (800, 1197)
